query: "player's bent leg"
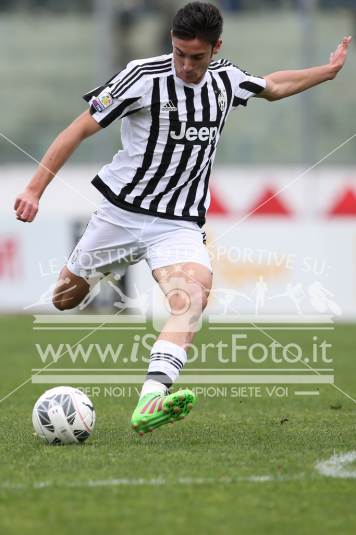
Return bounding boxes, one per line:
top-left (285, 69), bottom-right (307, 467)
top-left (131, 262), bottom-right (212, 435)
top-left (153, 261), bottom-right (212, 346)
top-left (52, 266), bottom-right (90, 311)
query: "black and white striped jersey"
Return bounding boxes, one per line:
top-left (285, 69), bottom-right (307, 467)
top-left (83, 53), bottom-right (266, 226)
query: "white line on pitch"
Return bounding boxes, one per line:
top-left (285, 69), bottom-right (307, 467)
top-left (315, 451), bottom-right (356, 479)
top-left (0, 473), bottom-right (305, 491)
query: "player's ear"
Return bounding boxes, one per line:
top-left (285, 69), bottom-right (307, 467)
top-left (212, 39), bottom-right (223, 56)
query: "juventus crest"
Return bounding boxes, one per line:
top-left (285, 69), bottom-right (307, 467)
top-left (217, 90), bottom-right (227, 112)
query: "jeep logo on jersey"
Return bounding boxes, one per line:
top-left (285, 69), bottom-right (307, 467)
top-left (170, 123), bottom-right (218, 145)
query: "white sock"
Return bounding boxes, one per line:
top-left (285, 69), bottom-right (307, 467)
top-left (139, 340), bottom-right (187, 399)
top-left (140, 379), bottom-right (167, 399)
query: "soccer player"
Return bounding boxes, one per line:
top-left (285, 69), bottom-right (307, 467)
top-left (14, 2), bottom-right (351, 435)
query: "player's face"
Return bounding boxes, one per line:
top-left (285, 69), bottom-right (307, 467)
top-left (172, 35), bottom-right (222, 85)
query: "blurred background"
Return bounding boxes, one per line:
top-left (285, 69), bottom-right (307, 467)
top-left (1, 0), bottom-right (356, 318)
top-left (1, 0), bottom-right (356, 164)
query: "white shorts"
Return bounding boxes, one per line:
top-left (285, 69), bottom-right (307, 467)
top-left (67, 198), bottom-right (212, 278)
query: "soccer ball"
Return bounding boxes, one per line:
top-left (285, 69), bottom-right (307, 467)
top-left (32, 386), bottom-right (96, 445)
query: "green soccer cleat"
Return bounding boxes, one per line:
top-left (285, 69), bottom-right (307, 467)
top-left (131, 389), bottom-right (196, 436)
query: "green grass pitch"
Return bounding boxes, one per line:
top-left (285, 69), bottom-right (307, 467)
top-left (0, 315), bottom-right (356, 534)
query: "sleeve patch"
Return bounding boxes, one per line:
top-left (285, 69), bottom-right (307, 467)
top-left (90, 92), bottom-right (114, 113)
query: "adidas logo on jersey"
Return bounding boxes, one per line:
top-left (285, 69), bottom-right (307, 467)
top-left (161, 101), bottom-right (178, 112)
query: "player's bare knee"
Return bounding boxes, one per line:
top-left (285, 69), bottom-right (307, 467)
top-left (190, 287), bottom-right (209, 314)
top-left (190, 281), bottom-right (210, 311)
top-left (200, 292), bottom-right (209, 312)
top-left (168, 290), bottom-right (190, 315)
top-left (52, 268), bottom-right (89, 311)
top-left (52, 294), bottom-right (78, 311)
top-left (52, 295), bottom-right (65, 311)
top-left (168, 285), bottom-right (208, 316)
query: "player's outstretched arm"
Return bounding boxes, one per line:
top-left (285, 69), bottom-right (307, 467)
top-left (14, 110), bottom-right (101, 223)
top-left (259, 36), bottom-right (352, 101)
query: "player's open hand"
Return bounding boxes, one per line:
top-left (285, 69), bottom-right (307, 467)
top-left (329, 36), bottom-right (352, 74)
top-left (14, 189), bottom-right (39, 222)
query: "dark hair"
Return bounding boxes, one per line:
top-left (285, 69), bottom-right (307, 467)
top-left (172, 2), bottom-right (223, 48)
